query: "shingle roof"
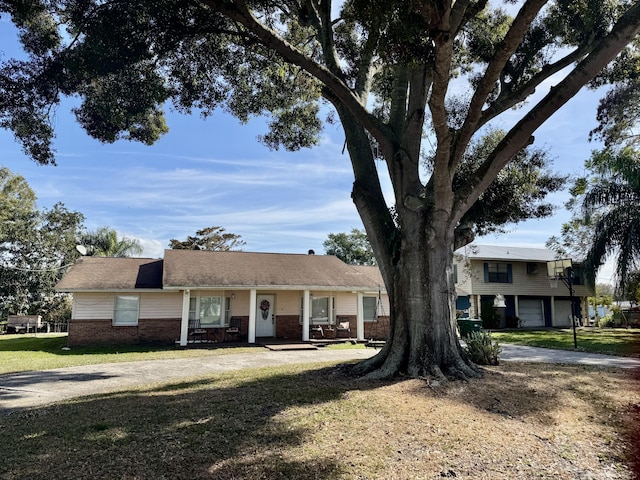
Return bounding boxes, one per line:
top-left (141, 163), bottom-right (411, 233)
top-left (55, 257), bottom-right (163, 291)
top-left (350, 265), bottom-right (385, 288)
top-left (162, 250), bottom-right (379, 290)
top-left (458, 244), bottom-right (560, 262)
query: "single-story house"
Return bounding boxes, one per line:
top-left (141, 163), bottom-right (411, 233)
top-left (56, 250), bottom-right (390, 347)
top-left (453, 245), bottom-right (591, 328)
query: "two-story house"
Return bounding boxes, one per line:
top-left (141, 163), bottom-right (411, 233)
top-left (454, 245), bottom-right (591, 328)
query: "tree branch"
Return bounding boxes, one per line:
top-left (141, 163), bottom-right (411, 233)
top-left (202, 0), bottom-right (390, 142)
top-left (478, 40), bottom-right (597, 129)
top-left (451, 0), bottom-right (548, 169)
top-left (452, 1), bottom-right (640, 226)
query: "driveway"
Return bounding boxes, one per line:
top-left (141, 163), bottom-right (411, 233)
top-left (1, 345), bottom-right (638, 416)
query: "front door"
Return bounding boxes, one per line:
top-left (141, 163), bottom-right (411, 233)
top-left (256, 295), bottom-right (275, 337)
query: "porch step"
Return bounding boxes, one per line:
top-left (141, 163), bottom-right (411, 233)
top-left (263, 343), bottom-right (319, 351)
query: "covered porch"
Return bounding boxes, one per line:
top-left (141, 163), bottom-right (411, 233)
top-left (176, 288), bottom-right (369, 347)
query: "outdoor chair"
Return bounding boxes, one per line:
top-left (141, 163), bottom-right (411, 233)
top-left (188, 318), bottom-right (208, 343)
top-left (310, 323), bottom-right (324, 339)
top-left (224, 317), bottom-right (242, 342)
top-left (336, 320), bottom-right (351, 338)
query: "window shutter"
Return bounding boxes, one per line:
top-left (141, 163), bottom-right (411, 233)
top-left (507, 264), bottom-right (513, 283)
top-left (483, 263), bottom-right (489, 283)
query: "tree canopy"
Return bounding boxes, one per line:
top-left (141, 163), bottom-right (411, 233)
top-left (169, 226), bottom-right (245, 251)
top-left (79, 226), bottom-right (144, 257)
top-left (0, 167), bottom-right (84, 319)
top-left (323, 228), bottom-right (376, 265)
top-left (2, 1), bottom-right (640, 379)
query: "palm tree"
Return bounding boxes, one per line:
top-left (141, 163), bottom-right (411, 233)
top-left (80, 226), bottom-right (143, 257)
top-left (582, 148), bottom-right (640, 290)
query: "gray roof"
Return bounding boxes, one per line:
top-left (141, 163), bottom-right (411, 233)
top-left (162, 250), bottom-right (379, 290)
top-left (56, 257), bottom-right (163, 291)
top-left (458, 244), bottom-right (560, 262)
top-left (57, 250), bottom-right (385, 292)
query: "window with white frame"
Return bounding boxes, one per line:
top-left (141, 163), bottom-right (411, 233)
top-left (363, 296), bottom-right (378, 322)
top-left (113, 295), bottom-right (139, 326)
top-left (300, 295), bottom-right (335, 324)
top-left (189, 295), bottom-right (230, 326)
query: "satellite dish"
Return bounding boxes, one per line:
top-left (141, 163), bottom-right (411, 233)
top-left (76, 245), bottom-right (87, 256)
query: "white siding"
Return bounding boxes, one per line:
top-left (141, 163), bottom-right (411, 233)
top-left (72, 293), bottom-right (116, 320)
top-left (139, 292), bottom-right (182, 318)
top-left (274, 291), bottom-right (302, 315)
top-left (468, 260), bottom-right (590, 297)
top-left (73, 292), bottom-right (182, 320)
top-left (336, 292), bottom-right (358, 315)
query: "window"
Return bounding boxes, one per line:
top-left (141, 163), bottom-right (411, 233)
top-left (300, 295), bottom-right (335, 324)
top-left (189, 296), bottom-right (230, 326)
top-left (363, 296), bottom-right (378, 322)
top-left (113, 295), bottom-right (139, 326)
top-left (484, 262), bottom-right (512, 283)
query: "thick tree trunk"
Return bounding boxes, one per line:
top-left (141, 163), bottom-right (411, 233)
top-left (353, 218), bottom-right (481, 380)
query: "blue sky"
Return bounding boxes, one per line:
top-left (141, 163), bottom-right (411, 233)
top-left (0, 13), bottom-right (616, 282)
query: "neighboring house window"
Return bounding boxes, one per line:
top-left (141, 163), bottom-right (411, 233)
top-left (484, 262), bottom-right (513, 283)
top-left (113, 295), bottom-right (139, 326)
top-left (189, 296), bottom-right (230, 326)
top-left (526, 262), bottom-right (539, 275)
top-left (363, 296), bottom-right (378, 322)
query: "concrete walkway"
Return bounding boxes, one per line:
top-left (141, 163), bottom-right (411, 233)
top-left (1, 345), bottom-right (638, 416)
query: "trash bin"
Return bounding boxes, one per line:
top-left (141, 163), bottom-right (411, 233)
top-left (457, 318), bottom-right (482, 337)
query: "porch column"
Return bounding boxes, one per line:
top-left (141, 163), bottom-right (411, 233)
top-left (356, 291), bottom-right (365, 341)
top-left (550, 295), bottom-right (556, 327)
top-left (248, 289), bottom-right (257, 344)
top-left (302, 289), bottom-right (310, 341)
top-left (514, 295), bottom-right (520, 318)
top-left (179, 289), bottom-right (190, 346)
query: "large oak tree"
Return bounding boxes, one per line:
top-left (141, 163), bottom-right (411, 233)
top-left (2, 1), bottom-right (640, 379)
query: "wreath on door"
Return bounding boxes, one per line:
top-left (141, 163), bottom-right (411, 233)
top-left (260, 299), bottom-right (270, 320)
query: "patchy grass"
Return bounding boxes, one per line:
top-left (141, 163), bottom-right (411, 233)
top-left (0, 334), bottom-right (259, 375)
top-left (0, 361), bottom-right (638, 479)
top-left (492, 328), bottom-right (640, 357)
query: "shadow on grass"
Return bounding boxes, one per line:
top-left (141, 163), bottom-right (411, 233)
top-left (0, 365), bottom-right (377, 479)
top-left (3, 360), bottom-right (634, 479)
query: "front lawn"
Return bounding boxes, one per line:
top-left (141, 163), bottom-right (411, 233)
top-left (0, 334), bottom-right (258, 375)
top-left (0, 361), bottom-right (637, 479)
top-left (491, 328), bottom-right (640, 357)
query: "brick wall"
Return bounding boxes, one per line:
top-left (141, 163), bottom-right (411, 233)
top-left (364, 316), bottom-right (390, 340)
top-left (68, 318), bottom-right (181, 346)
top-left (275, 315), bottom-right (303, 340)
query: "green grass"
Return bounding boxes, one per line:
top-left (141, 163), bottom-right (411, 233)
top-left (491, 328), bottom-right (640, 357)
top-left (0, 334), bottom-right (259, 375)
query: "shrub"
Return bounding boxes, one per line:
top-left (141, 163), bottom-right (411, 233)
top-left (480, 301), bottom-right (501, 329)
top-left (505, 315), bottom-right (520, 329)
top-left (464, 330), bottom-right (501, 365)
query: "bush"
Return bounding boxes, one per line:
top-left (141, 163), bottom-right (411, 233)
top-left (464, 330), bottom-right (501, 365)
top-left (505, 315), bottom-right (520, 328)
top-left (480, 301), bottom-right (501, 329)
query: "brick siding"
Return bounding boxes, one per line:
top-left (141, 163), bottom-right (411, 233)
top-left (68, 318), bottom-right (181, 346)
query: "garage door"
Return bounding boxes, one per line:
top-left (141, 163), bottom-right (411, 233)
top-left (519, 299), bottom-right (545, 327)
top-left (553, 300), bottom-right (572, 327)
